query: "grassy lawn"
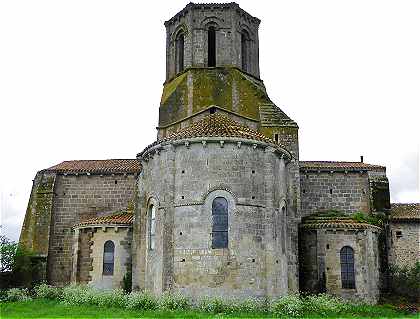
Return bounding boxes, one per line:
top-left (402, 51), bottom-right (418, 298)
top-left (0, 299), bottom-right (416, 319)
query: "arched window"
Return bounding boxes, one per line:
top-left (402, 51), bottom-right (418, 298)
top-left (175, 32), bottom-right (184, 73)
top-left (241, 30), bottom-right (250, 72)
top-left (103, 240), bottom-right (115, 275)
top-left (208, 26), bottom-right (216, 67)
top-left (149, 205), bottom-right (156, 250)
top-left (212, 197), bottom-right (228, 249)
top-left (340, 246), bottom-right (355, 289)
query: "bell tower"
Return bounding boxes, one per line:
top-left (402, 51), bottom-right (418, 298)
top-left (159, 2), bottom-right (299, 159)
top-left (164, 2), bottom-right (260, 80)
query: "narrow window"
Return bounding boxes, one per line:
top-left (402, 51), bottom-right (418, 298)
top-left (208, 26), bottom-right (216, 67)
top-left (212, 197), bottom-right (228, 249)
top-left (241, 30), bottom-right (250, 72)
top-left (396, 231), bottom-right (403, 238)
top-left (103, 240), bottom-right (115, 275)
top-left (340, 246), bottom-right (355, 289)
top-left (149, 205), bottom-right (156, 250)
top-left (274, 133), bottom-right (279, 143)
top-left (175, 32), bottom-right (184, 73)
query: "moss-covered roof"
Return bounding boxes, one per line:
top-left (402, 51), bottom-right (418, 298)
top-left (259, 103), bottom-right (298, 127)
top-left (139, 112), bottom-right (289, 157)
top-left (159, 67), bottom-right (271, 128)
top-left (44, 159), bottom-right (141, 174)
top-left (300, 212), bottom-right (382, 230)
top-left (74, 211), bottom-right (133, 228)
top-left (390, 203), bottom-right (420, 221)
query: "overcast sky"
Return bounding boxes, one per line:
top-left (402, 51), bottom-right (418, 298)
top-left (1, 0), bottom-right (419, 242)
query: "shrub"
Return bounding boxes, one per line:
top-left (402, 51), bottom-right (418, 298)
top-left (389, 262), bottom-right (420, 302)
top-left (0, 235), bottom-right (17, 273)
top-left (271, 294), bottom-right (304, 317)
top-left (126, 291), bottom-right (158, 310)
top-left (233, 297), bottom-right (269, 314)
top-left (122, 272), bottom-right (132, 293)
top-left (303, 294), bottom-right (348, 316)
top-left (6, 288), bottom-right (31, 302)
top-left (33, 283), bottom-right (62, 299)
top-left (0, 289), bottom-right (7, 301)
top-left (91, 289), bottom-right (127, 308)
top-left (158, 291), bottom-right (190, 311)
top-left (60, 284), bottom-right (94, 305)
top-left (197, 296), bottom-right (236, 314)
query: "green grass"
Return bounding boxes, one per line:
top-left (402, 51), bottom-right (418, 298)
top-left (0, 299), bottom-right (416, 318)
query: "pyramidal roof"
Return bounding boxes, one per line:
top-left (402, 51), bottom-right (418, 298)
top-left (139, 113), bottom-right (284, 157)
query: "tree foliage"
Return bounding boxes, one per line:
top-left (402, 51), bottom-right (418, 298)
top-left (0, 234), bottom-right (18, 273)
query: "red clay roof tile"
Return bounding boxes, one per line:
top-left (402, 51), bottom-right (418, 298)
top-left (74, 211), bottom-right (133, 227)
top-left (390, 203), bottom-right (420, 221)
top-left (139, 113), bottom-right (287, 157)
top-left (300, 161), bottom-right (385, 171)
top-left (44, 159), bottom-right (141, 174)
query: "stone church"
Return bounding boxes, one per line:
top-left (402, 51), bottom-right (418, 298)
top-left (19, 2), bottom-right (419, 304)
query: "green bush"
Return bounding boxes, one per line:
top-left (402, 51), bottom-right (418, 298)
top-left (91, 289), bottom-right (126, 308)
top-left (60, 284), bottom-right (94, 305)
top-left (158, 291), bottom-right (190, 311)
top-left (126, 291), bottom-right (158, 310)
top-left (271, 294), bottom-right (304, 317)
top-left (303, 294), bottom-right (348, 316)
top-left (197, 296), bottom-right (237, 314)
top-left (234, 297), bottom-right (269, 314)
top-left (33, 283), bottom-right (62, 299)
top-left (389, 262), bottom-right (420, 302)
top-left (6, 288), bottom-right (31, 302)
top-left (122, 272), bottom-right (132, 293)
top-left (0, 289), bottom-right (7, 301)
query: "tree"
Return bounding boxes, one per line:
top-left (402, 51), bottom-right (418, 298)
top-left (0, 233), bottom-right (18, 273)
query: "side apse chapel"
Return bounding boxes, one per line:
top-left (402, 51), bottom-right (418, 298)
top-left (19, 2), bottom-right (419, 304)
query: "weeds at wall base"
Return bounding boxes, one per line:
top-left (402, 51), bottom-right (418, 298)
top-left (0, 284), bottom-right (416, 318)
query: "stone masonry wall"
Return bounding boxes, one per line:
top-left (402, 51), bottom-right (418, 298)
top-left (389, 221), bottom-right (420, 268)
top-left (74, 228), bottom-right (94, 284)
top-left (299, 227), bottom-right (381, 304)
top-left (88, 227), bottom-right (132, 290)
top-left (300, 171), bottom-right (370, 217)
top-left (47, 173), bottom-right (137, 286)
top-left (135, 139), bottom-right (299, 299)
top-left (165, 3), bottom-right (260, 80)
top-left (19, 172), bottom-right (56, 256)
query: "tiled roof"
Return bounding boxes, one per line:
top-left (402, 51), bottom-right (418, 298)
top-left (300, 212), bottom-right (382, 230)
top-left (300, 161), bottom-right (385, 171)
top-left (74, 211), bottom-right (133, 228)
top-left (390, 203), bottom-right (420, 221)
top-left (44, 159), bottom-right (141, 174)
top-left (139, 113), bottom-right (285, 157)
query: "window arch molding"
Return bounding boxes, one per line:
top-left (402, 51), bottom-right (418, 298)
top-left (203, 189), bottom-right (236, 250)
top-left (171, 25), bottom-right (188, 42)
top-left (200, 16), bottom-right (222, 30)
